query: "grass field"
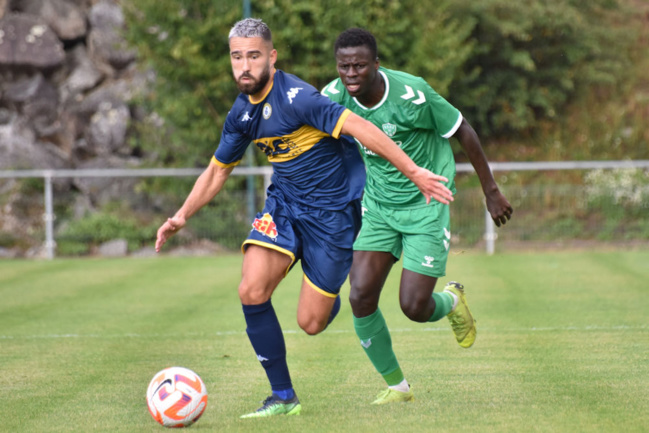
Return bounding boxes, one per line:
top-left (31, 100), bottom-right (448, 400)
top-left (1, 250), bottom-right (648, 433)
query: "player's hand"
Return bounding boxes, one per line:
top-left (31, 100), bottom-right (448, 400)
top-left (155, 215), bottom-right (186, 252)
top-left (485, 190), bottom-right (513, 227)
top-left (413, 167), bottom-right (454, 205)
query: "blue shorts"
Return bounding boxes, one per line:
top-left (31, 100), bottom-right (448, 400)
top-left (242, 190), bottom-right (361, 297)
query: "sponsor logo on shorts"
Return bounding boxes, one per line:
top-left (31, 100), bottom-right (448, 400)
top-left (252, 213), bottom-right (278, 241)
top-left (422, 255), bottom-right (435, 268)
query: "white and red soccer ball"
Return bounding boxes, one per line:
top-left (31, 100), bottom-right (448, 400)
top-left (146, 367), bottom-right (208, 428)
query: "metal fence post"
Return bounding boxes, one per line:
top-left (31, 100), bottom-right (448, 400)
top-left (485, 206), bottom-right (496, 255)
top-left (43, 173), bottom-right (55, 259)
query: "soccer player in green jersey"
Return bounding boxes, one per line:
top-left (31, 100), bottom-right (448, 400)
top-left (322, 28), bottom-right (513, 404)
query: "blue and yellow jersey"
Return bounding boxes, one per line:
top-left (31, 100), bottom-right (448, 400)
top-left (213, 70), bottom-right (365, 210)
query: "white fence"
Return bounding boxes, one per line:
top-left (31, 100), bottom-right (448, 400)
top-left (1, 160), bottom-right (648, 259)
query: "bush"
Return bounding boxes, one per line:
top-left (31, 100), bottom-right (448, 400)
top-left (56, 212), bottom-right (158, 256)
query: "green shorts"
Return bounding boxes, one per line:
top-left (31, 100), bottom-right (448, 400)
top-left (353, 197), bottom-right (451, 278)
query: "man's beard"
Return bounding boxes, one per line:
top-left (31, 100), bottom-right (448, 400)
top-left (236, 65), bottom-right (271, 95)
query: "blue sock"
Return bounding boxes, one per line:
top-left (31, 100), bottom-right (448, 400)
top-left (273, 388), bottom-right (295, 401)
top-left (242, 300), bottom-right (292, 393)
top-left (327, 295), bottom-right (341, 326)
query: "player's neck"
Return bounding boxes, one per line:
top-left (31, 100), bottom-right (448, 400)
top-left (357, 73), bottom-right (385, 108)
top-left (249, 67), bottom-right (276, 103)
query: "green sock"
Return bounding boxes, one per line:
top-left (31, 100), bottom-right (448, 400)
top-left (428, 292), bottom-right (454, 322)
top-left (353, 309), bottom-right (404, 386)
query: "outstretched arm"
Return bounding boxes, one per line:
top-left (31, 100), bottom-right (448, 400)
top-left (341, 112), bottom-right (454, 205)
top-left (453, 118), bottom-right (513, 226)
top-left (155, 162), bottom-right (234, 252)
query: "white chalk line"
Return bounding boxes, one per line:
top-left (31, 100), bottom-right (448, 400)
top-left (0, 324), bottom-right (646, 340)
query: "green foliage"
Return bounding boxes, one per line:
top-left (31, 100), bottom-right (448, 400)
top-left (122, 0), bottom-right (642, 155)
top-left (256, 0), bottom-right (472, 94)
top-left (56, 211), bottom-right (158, 256)
top-left (0, 231), bottom-right (18, 248)
top-left (447, 0), bottom-right (634, 136)
top-left (123, 0), bottom-right (472, 168)
top-left (123, 0), bottom-right (243, 166)
top-left (584, 168), bottom-right (649, 240)
top-left (585, 168), bottom-right (649, 217)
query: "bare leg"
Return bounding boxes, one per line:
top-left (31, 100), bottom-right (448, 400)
top-left (398, 270), bottom-right (438, 322)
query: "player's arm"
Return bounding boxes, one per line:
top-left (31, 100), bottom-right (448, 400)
top-left (340, 112), bottom-right (454, 205)
top-left (155, 161), bottom-right (234, 252)
top-left (453, 118), bottom-right (513, 226)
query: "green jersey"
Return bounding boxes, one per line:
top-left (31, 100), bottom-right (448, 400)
top-left (322, 67), bottom-right (461, 208)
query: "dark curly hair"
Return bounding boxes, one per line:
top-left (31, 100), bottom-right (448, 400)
top-left (334, 28), bottom-right (378, 59)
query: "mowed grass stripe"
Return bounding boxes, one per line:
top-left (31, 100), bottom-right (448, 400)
top-left (0, 250), bottom-right (647, 432)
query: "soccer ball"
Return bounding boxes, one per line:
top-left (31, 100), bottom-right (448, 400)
top-left (146, 366), bottom-right (208, 428)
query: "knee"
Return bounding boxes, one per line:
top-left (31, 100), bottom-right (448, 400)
top-left (238, 280), bottom-right (270, 305)
top-left (348, 284), bottom-right (379, 317)
top-left (297, 317), bottom-right (325, 336)
top-left (400, 296), bottom-right (430, 323)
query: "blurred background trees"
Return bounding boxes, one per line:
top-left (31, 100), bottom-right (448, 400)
top-left (123, 0), bottom-right (648, 166)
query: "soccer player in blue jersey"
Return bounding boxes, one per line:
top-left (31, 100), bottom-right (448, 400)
top-left (323, 28), bottom-right (513, 404)
top-left (155, 18), bottom-right (454, 418)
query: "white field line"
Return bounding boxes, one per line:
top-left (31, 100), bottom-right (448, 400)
top-left (0, 324), bottom-right (646, 340)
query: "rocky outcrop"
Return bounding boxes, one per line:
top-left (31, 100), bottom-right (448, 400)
top-left (0, 0), bottom-right (153, 256)
top-left (0, 0), bottom-right (148, 172)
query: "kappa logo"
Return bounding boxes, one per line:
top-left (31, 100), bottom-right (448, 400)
top-left (401, 85), bottom-right (426, 105)
top-left (382, 123), bottom-right (397, 137)
top-left (257, 354), bottom-right (269, 362)
top-left (252, 213), bottom-right (278, 241)
top-left (360, 338), bottom-right (372, 348)
top-left (422, 255), bottom-right (435, 268)
top-left (241, 111), bottom-right (252, 122)
top-left (287, 87), bottom-right (303, 104)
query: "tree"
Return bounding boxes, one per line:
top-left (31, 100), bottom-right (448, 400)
top-left (123, 0), bottom-right (470, 166)
top-left (447, 0), bottom-right (633, 137)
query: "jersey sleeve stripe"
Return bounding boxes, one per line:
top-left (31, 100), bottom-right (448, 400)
top-left (442, 112), bottom-right (463, 139)
top-left (211, 155), bottom-right (241, 168)
top-left (331, 108), bottom-right (352, 139)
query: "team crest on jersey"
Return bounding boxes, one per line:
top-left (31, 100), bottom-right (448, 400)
top-left (382, 123), bottom-right (397, 137)
top-left (252, 213), bottom-right (278, 240)
top-left (263, 103), bottom-right (272, 119)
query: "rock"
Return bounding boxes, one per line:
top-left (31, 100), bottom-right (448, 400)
top-left (0, 247), bottom-right (19, 258)
top-left (15, 0), bottom-right (87, 41)
top-left (97, 238), bottom-right (128, 257)
top-left (86, 101), bottom-right (130, 155)
top-left (87, 1), bottom-right (136, 72)
top-left (0, 13), bottom-right (65, 69)
top-left (0, 0), bottom-right (8, 20)
top-left (72, 156), bottom-right (141, 207)
top-left (62, 44), bottom-right (103, 97)
top-left (130, 246), bottom-right (157, 258)
top-left (0, 0), bottom-right (156, 257)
